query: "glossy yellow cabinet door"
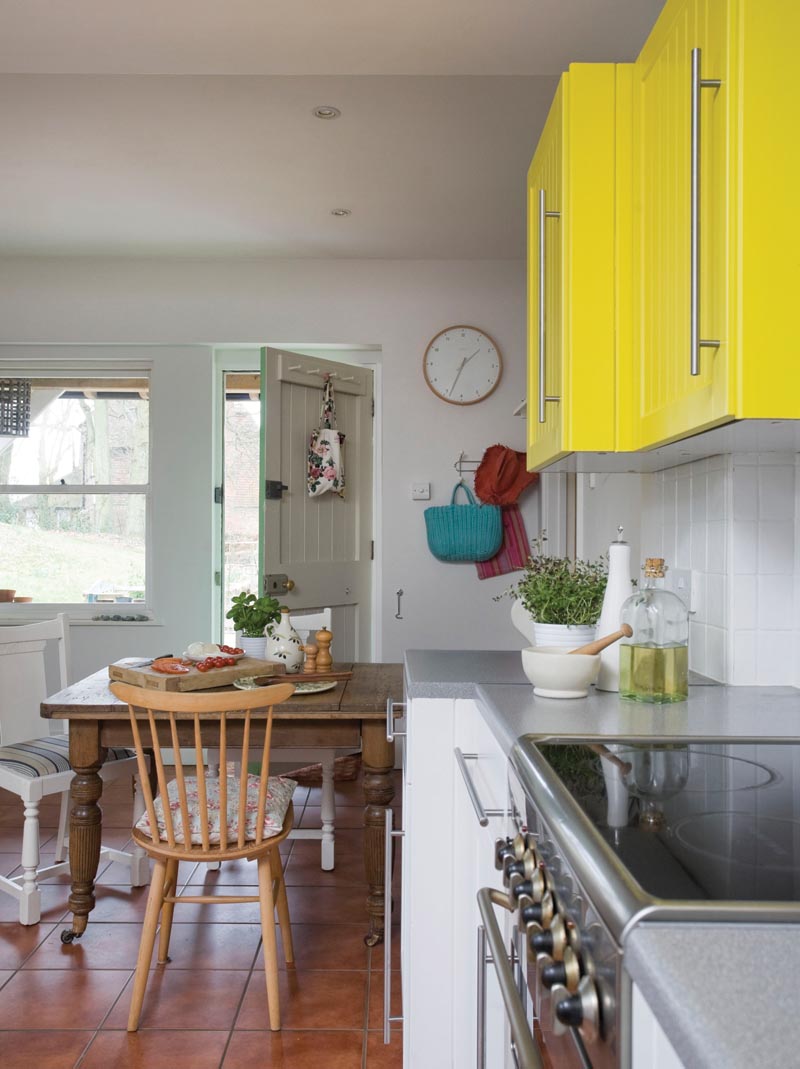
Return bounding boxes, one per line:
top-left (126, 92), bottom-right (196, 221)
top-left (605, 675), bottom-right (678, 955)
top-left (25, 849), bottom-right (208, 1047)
top-left (622, 0), bottom-right (800, 450)
top-left (527, 65), bottom-right (617, 472)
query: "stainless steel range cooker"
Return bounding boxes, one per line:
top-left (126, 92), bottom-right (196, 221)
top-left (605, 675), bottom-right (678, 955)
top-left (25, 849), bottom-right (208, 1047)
top-left (490, 736), bottom-right (800, 1068)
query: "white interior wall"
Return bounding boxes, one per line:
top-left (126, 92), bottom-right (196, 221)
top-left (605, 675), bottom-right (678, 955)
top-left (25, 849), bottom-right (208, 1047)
top-left (0, 256), bottom-right (541, 676)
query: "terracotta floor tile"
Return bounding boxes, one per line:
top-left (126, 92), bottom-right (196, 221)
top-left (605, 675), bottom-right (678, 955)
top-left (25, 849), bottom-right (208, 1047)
top-left (103, 968), bottom-right (251, 1031)
top-left (0, 921), bottom-right (55, 969)
top-left (275, 923), bottom-right (370, 971)
top-left (184, 856), bottom-right (261, 887)
top-left (235, 968), bottom-right (368, 1031)
top-left (288, 830), bottom-right (365, 863)
top-left (223, 1029), bottom-right (364, 1068)
top-left (150, 921), bottom-right (262, 970)
top-left (0, 804), bottom-right (61, 829)
top-left (304, 782), bottom-right (367, 809)
top-left (0, 852), bottom-right (23, 876)
top-left (368, 927), bottom-right (401, 972)
top-left (286, 886), bottom-right (369, 926)
top-left (21, 922), bottom-right (146, 971)
top-left (365, 1032), bottom-right (404, 1067)
top-left (0, 1030), bottom-right (94, 1069)
top-left (283, 848), bottom-right (366, 888)
top-left (0, 968), bottom-right (131, 1029)
top-left (81, 884), bottom-right (152, 923)
top-left (80, 1029), bottom-right (230, 1069)
top-left (297, 806), bottom-right (365, 830)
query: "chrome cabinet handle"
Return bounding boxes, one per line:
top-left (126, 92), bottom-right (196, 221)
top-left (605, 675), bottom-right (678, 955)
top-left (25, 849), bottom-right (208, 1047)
top-left (477, 888), bottom-right (543, 1069)
top-left (537, 188), bottom-right (561, 422)
top-left (454, 748), bottom-right (504, 827)
top-left (690, 46), bottom-right (721, 376)
top-left (383, 807), bottom-right (404, 1043)
top-left (477, 923), bottom-right (488, 1069)
top-left (385, 698), bottom-right (406, 742)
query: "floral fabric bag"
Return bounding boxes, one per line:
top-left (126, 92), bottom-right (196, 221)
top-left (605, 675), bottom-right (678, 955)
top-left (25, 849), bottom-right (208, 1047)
top-left (307, 375), bottom-right (345, 498)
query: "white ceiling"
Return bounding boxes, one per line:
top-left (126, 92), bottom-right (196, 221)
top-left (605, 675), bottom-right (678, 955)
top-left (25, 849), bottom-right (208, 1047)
top-left (0, 0), bottom-right (665, 258)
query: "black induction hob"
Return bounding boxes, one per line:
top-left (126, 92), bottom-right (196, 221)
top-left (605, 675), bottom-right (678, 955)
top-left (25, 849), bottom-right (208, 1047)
top-left (535, 740), bottom-right (800, 903)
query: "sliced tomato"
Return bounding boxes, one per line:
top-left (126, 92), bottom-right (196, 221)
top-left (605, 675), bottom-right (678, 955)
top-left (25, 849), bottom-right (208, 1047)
top-left (151, 658), bottom-right (192, 675)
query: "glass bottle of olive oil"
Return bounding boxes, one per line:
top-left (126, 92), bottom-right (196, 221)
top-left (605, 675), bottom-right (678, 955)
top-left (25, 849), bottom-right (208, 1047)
top-left (619, 558), bottom-right (689, 703)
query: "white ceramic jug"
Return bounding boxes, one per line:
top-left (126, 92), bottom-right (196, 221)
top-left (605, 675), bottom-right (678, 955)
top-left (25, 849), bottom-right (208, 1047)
top-left (265, 607), bottom-right (304, 674)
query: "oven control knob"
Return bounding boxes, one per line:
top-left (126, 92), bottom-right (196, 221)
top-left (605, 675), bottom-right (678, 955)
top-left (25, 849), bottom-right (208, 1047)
top-left (509, 865), bottom-right (546, 902)
top-left (541, 946), bottom-right (581, 992)
top-left (529, 912), bottom-right (565, 958)
top-left (505, 852), bottom-right (537, 882)
top-left (518, 890), bottom-right (554, 932)
top-left (554, 976), bottom-right (601, 1043)
top-left (495, 838), bottom-right (516, 871)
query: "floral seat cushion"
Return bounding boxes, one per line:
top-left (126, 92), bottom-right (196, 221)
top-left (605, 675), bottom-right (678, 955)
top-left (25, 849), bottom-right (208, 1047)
top-left (136, 773), bottom-right (297, 845)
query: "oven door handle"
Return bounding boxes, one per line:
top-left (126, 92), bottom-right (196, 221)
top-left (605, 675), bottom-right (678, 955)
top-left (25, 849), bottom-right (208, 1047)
top-left (477, 887), bottom-right (544, 1069)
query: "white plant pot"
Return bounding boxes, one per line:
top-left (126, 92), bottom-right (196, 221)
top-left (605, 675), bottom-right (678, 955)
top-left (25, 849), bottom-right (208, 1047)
top-left (531, 622), bottom-right (597, 651)
top-left (238, 634), bottom-right (266, 660)
top-left (510, 598), bottom-right (538, 645)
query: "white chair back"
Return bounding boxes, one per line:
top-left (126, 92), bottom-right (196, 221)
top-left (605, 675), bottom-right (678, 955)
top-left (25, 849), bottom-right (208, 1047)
top-left (289, 608), bottom-right (332, 645)
top-left (0, 615), bottom-right (70, 747)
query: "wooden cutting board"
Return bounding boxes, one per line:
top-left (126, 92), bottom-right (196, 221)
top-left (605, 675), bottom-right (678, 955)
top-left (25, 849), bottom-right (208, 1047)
top-left (108, 657), bottom-right (286, 692)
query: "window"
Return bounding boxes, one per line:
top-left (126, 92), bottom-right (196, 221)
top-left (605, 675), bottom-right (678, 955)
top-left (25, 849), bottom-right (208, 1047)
top-left (0, 373), bottom-right (150, 607)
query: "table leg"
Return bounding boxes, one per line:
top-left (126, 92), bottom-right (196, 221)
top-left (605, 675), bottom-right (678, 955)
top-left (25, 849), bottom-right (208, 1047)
top-left (361, 719), bottom-right (395, 947)
top-left (62, 721), bottom-right (104, 944)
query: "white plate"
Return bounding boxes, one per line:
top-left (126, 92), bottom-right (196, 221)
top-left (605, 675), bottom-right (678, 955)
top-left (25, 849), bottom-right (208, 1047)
top-left (233, 677), bottom-right (338, 695)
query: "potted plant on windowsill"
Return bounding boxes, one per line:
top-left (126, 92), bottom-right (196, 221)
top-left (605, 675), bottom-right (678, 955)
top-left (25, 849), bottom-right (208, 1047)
top-left (497, 532), bottom-right (608, 649)
top-left (225, 591), bottom-right (282, 659)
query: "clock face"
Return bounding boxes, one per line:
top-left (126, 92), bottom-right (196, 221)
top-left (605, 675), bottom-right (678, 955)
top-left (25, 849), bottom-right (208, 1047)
top-left (423, 326), bottom-right (502, 405)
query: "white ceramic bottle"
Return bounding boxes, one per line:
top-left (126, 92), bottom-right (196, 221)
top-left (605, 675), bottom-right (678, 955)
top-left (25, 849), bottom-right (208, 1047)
top-left (265, 607), bottom-right (304, 674)
top-left (595, 526), bottom-right (633, 692)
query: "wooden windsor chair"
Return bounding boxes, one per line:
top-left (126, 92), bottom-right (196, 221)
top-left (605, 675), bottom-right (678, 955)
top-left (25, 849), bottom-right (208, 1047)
top-left (109, 680), bottom-right (297, 1033)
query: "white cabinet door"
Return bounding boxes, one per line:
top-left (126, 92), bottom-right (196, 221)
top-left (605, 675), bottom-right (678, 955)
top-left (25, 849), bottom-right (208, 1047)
top-left (631, 983), bottom-right (686, 1068)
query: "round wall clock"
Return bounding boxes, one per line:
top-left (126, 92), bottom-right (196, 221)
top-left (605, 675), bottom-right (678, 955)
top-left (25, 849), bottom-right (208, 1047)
top-left (423, 325), bottom-right (503, 405)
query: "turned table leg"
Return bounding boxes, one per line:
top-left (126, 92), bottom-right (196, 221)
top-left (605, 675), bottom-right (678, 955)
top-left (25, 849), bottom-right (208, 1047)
top-left (62, 720), bottom-right (104, 944)
top-left (361, 719), bottom-right (395, 946)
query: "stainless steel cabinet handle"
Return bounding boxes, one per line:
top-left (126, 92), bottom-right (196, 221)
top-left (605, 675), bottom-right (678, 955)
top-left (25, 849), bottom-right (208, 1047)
top-left (386, 698), bottom-right (406, 742)
top-left (383, 807), bottom-right (404, 1043)
top-left (477, 888), bottom-right (543, 1069)
top-left (477, 923), bottom-right (488, 1069)
top-left (537, 188), bottom-right (561, 422)
top-left (690, 46), bottom-right (722, 376)
top-left (454, 748), bottom-right (504, 827)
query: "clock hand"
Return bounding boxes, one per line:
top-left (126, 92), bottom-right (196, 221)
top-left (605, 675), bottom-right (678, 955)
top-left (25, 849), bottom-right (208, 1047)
top-left (447, 350), bottom-right (479, 401)
top-left (448, 356), bottom-right (468, 397)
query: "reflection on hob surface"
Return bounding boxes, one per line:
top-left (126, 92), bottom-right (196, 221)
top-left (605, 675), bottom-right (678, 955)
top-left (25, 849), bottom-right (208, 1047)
top-left (538, 740), bottom-right (800, 903)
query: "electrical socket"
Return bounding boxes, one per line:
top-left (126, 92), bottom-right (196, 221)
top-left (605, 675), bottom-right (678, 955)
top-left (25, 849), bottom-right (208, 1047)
top-left (670, 568), bottom-right (692, 611)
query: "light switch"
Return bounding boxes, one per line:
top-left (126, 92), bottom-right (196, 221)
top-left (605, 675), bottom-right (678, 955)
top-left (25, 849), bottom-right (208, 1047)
top-left (411, 482), bottom-right (431, 501)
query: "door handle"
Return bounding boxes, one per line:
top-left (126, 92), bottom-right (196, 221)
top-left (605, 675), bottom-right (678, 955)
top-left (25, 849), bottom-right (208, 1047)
top-left (690, 46), bottom-right (722, 376)
top-left (383, 807), bottom-right (404, 1043)
top-left (537, 188), bottom-right (561, 423)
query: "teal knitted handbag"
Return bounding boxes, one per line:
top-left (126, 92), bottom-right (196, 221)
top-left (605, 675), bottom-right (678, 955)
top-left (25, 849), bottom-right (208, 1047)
top-left (424, 483), bottom-right (503, 562)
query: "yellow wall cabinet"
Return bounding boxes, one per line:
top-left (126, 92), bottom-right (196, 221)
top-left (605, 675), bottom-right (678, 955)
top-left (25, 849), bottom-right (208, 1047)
top-left (526, 65), bottom-right (617, 471)
top-left (619, 0), bottom-right (800, 450)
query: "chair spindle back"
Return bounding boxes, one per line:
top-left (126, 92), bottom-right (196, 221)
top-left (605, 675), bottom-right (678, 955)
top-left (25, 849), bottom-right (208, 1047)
top-left (109, 681), bottom-right (295, 855)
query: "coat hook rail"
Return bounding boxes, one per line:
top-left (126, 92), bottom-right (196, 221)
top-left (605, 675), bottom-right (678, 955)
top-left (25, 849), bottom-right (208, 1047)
top-left (454, 450), bottom-right (481, 477)
top-left (287, 364), bottom-right (356, 381)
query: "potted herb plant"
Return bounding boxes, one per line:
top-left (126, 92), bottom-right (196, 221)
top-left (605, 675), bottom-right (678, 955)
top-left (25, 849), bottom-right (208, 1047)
top-left (225, 591), bottom-right (282, 659)
top-left (499, 532), bottom-right (607, 648)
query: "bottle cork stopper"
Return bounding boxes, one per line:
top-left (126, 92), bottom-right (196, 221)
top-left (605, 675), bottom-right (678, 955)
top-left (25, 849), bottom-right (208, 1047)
top-left (643, 557), bottom-right (667, 578)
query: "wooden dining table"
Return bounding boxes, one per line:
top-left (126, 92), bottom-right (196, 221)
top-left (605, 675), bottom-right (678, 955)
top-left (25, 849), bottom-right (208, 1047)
top-left (40, 660), bottom-right (403, 946)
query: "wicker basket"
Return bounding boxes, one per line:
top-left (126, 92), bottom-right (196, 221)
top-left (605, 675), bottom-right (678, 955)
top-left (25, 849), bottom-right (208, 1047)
top-left (284, 753), bottom-right (362, 786)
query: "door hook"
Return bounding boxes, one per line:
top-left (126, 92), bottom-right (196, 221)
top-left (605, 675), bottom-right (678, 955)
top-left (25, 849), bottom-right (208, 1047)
top-left (395, 589), bottom-right (404, 620)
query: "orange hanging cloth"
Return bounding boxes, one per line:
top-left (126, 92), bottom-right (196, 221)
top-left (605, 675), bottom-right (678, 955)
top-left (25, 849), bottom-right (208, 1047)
top-left (473, 445), bottom-right (539, 580)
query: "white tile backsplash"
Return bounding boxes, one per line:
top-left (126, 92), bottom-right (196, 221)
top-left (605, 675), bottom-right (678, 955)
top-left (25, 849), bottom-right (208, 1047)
top-left (639, 453), bottom-right (798, 685)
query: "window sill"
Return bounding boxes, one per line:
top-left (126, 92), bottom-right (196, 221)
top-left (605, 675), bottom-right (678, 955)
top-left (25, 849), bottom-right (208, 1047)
top-left (0, 605), bottom-right (162, 626)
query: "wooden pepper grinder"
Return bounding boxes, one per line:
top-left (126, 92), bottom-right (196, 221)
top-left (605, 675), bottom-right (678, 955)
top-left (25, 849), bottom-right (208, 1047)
top-left (302, 644), bottom-right (318, 674)
top-left (315, 627), bottom-right (333, 672)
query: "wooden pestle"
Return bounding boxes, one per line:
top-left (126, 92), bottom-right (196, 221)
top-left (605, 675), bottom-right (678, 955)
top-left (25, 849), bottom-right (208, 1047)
top-left (569, 624), bottom-right (633, 656)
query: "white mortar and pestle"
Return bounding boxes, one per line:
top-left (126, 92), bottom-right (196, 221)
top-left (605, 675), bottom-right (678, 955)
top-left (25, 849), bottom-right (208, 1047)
top-left (521, 625), bottom-right (633, 698)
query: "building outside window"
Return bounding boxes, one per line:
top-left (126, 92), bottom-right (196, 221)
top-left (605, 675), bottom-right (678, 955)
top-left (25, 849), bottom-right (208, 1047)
top-left (0, 372), bottom-right (150, 607)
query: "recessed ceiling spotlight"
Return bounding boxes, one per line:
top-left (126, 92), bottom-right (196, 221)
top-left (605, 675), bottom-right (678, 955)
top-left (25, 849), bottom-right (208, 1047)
top-left (314, 106), bottom-right (341, 120)
top-left (331, 208), bottom-right (351, 217)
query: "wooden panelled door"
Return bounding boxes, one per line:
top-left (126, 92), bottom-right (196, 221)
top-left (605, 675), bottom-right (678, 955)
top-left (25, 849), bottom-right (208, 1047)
top-left (261, 348), bottom-right (374, 661)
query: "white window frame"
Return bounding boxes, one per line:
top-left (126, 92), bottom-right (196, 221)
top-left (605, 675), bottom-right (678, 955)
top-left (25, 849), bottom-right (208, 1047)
top-left (0, 357), bottom-right (154, 622)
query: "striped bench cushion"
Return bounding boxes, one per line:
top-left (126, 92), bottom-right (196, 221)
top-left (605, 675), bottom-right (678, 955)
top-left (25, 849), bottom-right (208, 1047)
top-left (0, 735), bottom-right (136, 779)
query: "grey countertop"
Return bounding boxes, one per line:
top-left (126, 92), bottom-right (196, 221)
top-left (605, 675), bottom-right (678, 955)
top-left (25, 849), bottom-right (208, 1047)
top-left (405, 649), bottom-right (800, 1069)
top-left (626, 923), bottom-right (800, 1069)
top-left (404, 649), bottom-right (800, 755)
